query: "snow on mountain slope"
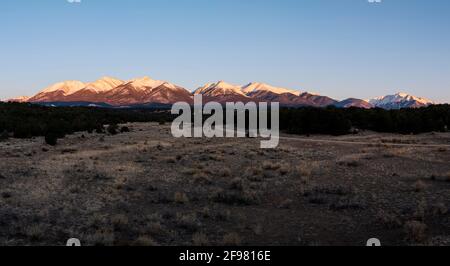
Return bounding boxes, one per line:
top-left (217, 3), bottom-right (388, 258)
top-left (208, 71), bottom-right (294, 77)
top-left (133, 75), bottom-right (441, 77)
top-left (28, 81), bottom-right (87, 102)
top-left (241, 82), bottom-right (301, 96)
top-left (39, 81), bottom-right (86, 95)
top-left (126, 76), bottom-right (169, 90)
top-left (83, 77), bottom-right (124, 93)
top-left (369, 93), bottom-right (435, 109)
top-left (18, 77), bottom-right (440, 109)
top-left (194, 81), bottom-right (247, 97)
top-left (26, 76), bottom-right (188, 105)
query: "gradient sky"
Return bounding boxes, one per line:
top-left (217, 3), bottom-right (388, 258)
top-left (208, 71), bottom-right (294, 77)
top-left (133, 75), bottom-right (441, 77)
top-left (1, 0), bottom-right (449, 102)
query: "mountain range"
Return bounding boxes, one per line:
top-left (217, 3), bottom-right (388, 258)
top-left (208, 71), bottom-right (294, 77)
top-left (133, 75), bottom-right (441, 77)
top-left (5, 76), bottom-right (437, 109)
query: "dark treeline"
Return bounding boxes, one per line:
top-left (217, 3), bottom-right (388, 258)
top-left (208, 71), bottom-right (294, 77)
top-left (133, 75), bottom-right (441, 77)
top-left (0, 103), bottom-right (449, 144)
top-left (280, 105), bottom-right (450, 135)
top-left (0, 103), bottom-right (173, 142)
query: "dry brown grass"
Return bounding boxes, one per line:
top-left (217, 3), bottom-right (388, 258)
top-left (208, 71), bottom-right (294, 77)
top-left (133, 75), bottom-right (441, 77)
top-left (376, 210), bottom-right (402, 229)
top-left (279, 163), bottom-right (291, 176)
top-left (218, 167), bottom-right (232, 177)
top-left (262, 161), bottom-right (281, 171)
top-left (296, 163), bottom-right (313, 184)
top-left (182, 168), bottom-right (198, 176)
top-left (413, 180), bottom-right (427, 192)
top-left (229, 177), bottom-right (244, 191)
top-left (193, 172), bottom-right (212, 185)
top-left (85, 230), bottom-right (115, 246)
top-left (174, 192), bottom-right (189, 204)
top-left (111, 214), bottom-right (129, 227)
top-left (383, 147), bottom-right (412, 158)
top-left (25, 225), bottom-right (46, 241)
top-left (278, 199), bottom-right (294, 209)
top-left (113, 177), bottom-right (128, 190)
top-left (245, 166), bottom-right (263, 181)
top-left (413, 199), bottom-right (428, 220)
top-left (432, 202), bottom-right (448, 216)
top-left (192, 232), bottom-right (210, 246)
top-left (336, 155), bottom-right (364, 167)
top-left (404, 220), bottom-right (427, 243)
top-left (221, 232), bottom-right (242, 246)
top-left (132, 236), bottom-right (158, 246)
top-left (176, 212), bottom-right (199, 232)
top-left (212, 188), bottom-right (260, 205)
top-left (164, 157), bottom-right (177, 164)
top-left (252, 223), bottom-right (263, 236)
top-left (1, 122), bottom-right (449, 246)
top-left (445, 171), bottom-right (450, 182)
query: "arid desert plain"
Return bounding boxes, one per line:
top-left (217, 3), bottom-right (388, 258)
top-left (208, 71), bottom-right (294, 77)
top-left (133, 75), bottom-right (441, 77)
top-left (0, 123), bottom-right (449, 246)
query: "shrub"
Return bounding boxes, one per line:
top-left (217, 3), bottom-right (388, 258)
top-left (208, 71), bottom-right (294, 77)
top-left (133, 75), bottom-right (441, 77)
top-left (1, 191), bottom-right (12, 199)
top-left (132, 236), bottom-right (157, 246)
top-left (120, 126), bottom-right (130, 133)
top-left (404, 221), bottom-right (427, 242)
top-left (192, 233), bottom-right (210, 246)
top-left (446, 171), bottom-right (450, 182)
top-left (0, 130), bottom-right (9, 141)
top-left (95, 126), bottom-right (105, 134)
top-left (262, 161), bottom-right (281, 171)
top-left (174, 192), bottom-right (189, 204)
top-left (432, 202), bottom-right (448, 216)
top-left (212, 189), bottom-right (259, 205)
top-left (413, 180), bottom-right (427, 192)
top-left (25, 225), bottom-right (45, 241)
top-left (107, 124), bottom-right (119, 135)
top-left (176, 213), bottom-right (199, 232)
top-left (44, 134), bottom-right (58, 146)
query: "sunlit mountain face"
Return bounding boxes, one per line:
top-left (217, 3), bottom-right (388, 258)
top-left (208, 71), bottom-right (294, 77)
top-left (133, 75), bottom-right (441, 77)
top-left (8, 77), bottom-right (436, 110)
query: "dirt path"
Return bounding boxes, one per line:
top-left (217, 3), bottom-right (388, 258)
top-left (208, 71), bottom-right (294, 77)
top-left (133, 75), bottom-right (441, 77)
top-left (278, 135), bottom-right (450, 148)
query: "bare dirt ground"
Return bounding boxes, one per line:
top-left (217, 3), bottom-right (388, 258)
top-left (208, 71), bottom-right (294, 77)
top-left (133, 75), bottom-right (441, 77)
top-left (0, 123), bottom-right (449, 246)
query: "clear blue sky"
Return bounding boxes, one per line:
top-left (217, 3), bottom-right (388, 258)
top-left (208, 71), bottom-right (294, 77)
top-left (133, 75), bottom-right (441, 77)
top-left (1, 0), bottom-right (449, 102)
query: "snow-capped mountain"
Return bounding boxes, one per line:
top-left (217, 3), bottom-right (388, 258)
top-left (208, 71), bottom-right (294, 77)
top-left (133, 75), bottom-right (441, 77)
top-left (101, 77), bottom-right (191, 105)
top-left (369, 93), bottom-right (435, 109)
top-left (194, 81), bottom-right (251, 103)
top-left (195, 81), bottom-right (248, 97)
top-left (193, 81), bottom-right (337, 106)
top-left (28, 80), bottom-right (86, 102)
top-left (241, 82), bottom-right (301, 96)
top-left (14, 77), bottom-right (439, 109)
top-left (83, 77), bottom-right (124, 93)
top-left (26, 76), bottom-right (191, 106)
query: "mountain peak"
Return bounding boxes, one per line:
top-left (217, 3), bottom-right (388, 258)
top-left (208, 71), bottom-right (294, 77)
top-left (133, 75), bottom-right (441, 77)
top-left (195, 81), bottom-right (246, 96)
top-left (128, 76), bottom-right (167, 89)
top-left (215, 81), bottom-right (239, 89)
top-left (40, 80), bottom-right (86, 95)
top-left (242, 82), bottom-right (301, 96)
top-left (85, 77), bottom-right (124, 92)
top-left (98, 76), bottom-right (123, 83)
top-left (396, 92), bottom-right (410, 97)
top-left (369, 92), bottom-right (435, 109)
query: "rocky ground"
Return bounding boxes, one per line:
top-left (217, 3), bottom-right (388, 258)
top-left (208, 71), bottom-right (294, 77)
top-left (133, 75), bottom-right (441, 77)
top-left (0, 123), bottom-right (449, 246)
